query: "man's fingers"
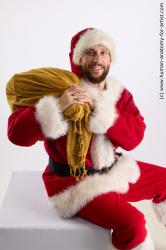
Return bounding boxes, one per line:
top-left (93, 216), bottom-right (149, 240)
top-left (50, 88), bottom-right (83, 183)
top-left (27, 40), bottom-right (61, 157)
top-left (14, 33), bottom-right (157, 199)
top-left (72, 94), bottom-right (90, 98)
top-left (68, 85), bottom-right (87, 93)
top-left (68, 85), bottom-right (82, 91)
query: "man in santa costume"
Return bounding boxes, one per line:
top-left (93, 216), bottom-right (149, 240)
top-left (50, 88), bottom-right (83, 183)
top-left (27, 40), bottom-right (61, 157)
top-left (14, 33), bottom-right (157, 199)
top-left (7, 28), bottom-right (166, 249)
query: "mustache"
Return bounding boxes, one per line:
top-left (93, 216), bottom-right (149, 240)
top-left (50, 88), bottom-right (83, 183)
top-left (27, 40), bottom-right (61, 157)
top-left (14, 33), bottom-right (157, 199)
top-left (89, 63), bottom-right (104, 68)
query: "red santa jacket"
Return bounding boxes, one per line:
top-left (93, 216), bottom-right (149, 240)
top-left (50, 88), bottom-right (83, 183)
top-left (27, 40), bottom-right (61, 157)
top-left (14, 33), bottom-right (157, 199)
top-left (8, 77), bottom-right (145, 218)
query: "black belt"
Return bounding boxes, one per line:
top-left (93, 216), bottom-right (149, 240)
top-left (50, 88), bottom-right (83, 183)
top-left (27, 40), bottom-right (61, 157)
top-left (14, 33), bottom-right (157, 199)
top-left (48, 152), bottom-right (122, 177)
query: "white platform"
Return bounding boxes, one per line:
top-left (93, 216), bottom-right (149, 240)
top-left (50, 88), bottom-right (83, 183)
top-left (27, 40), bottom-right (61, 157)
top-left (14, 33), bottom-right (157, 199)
top-left (0, 172), bottom-right (111, 250)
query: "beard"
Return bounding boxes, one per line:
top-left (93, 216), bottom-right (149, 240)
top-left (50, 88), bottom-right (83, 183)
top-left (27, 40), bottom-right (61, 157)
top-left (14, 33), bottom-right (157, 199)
top-left (82, 63), bottom-right (110, 83)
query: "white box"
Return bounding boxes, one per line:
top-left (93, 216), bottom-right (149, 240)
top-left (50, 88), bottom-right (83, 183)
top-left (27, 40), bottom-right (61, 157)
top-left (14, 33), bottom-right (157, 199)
top-left (0, 172), bottom-right (111, 250)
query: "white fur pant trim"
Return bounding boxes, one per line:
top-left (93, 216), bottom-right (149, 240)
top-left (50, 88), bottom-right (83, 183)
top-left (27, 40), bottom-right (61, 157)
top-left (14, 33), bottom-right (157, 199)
top-left (49, 155), bottom-right (140, 218)
top-left (152, 199), bottom-right (166, 225)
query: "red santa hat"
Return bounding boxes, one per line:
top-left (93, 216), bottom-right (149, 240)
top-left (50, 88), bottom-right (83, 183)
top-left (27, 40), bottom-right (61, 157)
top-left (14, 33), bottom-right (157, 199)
top-left (69, 28), bottom-right (116, 77)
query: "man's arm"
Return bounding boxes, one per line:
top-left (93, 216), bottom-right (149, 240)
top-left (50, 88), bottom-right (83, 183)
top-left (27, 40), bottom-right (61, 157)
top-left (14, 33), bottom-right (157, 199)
top-left (8, 84), bottom-right (93, 147)
top-left (8, 95), bottom-right (70, 146)
top-left (8, 107), bottom-right (44, 146)
top-left (106, 89), bottom-right (146, 150)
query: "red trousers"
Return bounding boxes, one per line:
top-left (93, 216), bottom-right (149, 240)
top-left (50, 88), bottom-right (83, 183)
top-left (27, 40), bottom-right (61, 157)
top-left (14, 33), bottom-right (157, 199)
top-left (76, 161), bottom-right (166, 249)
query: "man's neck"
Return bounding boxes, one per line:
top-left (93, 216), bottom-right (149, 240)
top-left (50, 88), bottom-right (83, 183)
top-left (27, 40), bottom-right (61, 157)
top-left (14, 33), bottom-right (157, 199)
top-left (83, 78), bottom-right (106, 91)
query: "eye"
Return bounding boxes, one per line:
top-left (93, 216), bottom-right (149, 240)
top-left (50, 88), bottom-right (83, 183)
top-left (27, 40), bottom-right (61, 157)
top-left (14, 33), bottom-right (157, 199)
top-left (85, 49), bottom-right (95, 56)
top-left (100, 50), bottom-right (108, 56)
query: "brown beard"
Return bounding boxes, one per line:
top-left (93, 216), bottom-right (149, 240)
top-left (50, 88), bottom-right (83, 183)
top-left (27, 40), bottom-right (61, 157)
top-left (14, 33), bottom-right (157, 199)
top-left (82, 64), bottom-right (110, 83)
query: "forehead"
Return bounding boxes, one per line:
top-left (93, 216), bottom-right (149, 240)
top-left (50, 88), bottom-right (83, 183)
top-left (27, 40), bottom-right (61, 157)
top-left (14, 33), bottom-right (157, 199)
top-left (85, 44), bottom-right (109, 52)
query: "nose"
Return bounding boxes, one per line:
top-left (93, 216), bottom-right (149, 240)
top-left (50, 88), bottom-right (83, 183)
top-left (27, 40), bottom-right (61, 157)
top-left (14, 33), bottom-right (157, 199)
top-left (92, 52), bottom-right (100, 62)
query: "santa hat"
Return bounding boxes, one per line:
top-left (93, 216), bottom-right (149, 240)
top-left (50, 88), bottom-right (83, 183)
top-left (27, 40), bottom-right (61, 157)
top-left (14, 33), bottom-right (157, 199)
top-left (69, 28), bottom-right (116, 77)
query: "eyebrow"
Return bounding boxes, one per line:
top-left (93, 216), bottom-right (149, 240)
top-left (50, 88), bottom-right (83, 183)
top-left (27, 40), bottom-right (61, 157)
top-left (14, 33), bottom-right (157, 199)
top-left (86, 48), bottom-right (109, 53)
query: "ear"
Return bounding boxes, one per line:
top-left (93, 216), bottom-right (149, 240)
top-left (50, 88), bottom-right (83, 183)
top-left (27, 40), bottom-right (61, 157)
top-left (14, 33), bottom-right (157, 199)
top-left (79, 57), bottom-right (82, 65)
top-left (109, 52), bottom-right (111, 62)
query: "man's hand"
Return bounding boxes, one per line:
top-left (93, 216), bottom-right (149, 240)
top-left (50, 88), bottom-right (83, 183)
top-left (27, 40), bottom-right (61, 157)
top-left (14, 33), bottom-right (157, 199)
top-left (59, 86), bottom-right (93, 112)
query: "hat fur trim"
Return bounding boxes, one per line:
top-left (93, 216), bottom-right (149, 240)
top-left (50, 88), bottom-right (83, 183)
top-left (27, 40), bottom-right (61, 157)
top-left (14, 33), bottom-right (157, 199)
top-left (73, 28), bottom-right (116, 65)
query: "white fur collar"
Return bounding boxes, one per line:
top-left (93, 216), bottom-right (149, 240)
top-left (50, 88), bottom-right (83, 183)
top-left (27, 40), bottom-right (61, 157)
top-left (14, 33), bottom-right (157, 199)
top-left (80, 76), bottom-right (124, 103)
top-left (81, 77), bottom-right (124, 169)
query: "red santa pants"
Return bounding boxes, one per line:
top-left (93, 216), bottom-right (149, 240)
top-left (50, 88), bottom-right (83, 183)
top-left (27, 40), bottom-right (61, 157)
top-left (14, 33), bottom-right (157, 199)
top-left (77, 161), bottom-right (166, 249)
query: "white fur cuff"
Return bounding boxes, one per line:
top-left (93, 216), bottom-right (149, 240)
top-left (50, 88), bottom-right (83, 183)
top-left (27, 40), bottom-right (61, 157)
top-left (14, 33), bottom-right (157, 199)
top-left (89, 99), bottom-right (118, 134)
top-left (152, 199), bottom-right (166, 225)
top-left (35, 95), bottom-right (68, 139)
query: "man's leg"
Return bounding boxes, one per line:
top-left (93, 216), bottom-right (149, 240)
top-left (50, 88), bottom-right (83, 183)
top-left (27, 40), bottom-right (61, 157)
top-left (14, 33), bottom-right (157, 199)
top-left (77, 191), bottom-right (151, 249)
top-left (122, 161), bottom-right (166, 226)
top-left (77, 160), bottom-right (166, 249)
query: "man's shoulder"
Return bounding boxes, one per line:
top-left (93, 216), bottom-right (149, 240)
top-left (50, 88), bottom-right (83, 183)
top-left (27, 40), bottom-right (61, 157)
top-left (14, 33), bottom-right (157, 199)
top-left (107, 77), bottom-right (134, 103)
top-left (107, 77), bottom-right (125, 101)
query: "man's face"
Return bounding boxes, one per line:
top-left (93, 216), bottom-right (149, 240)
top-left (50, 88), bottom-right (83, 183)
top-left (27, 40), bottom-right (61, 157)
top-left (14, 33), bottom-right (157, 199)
top-left (80, 44), bottom-right (111, 83)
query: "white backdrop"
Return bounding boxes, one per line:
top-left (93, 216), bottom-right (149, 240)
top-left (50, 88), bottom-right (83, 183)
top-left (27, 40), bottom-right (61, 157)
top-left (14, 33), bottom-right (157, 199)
top-left (0, 0), bottom-right (166, 204)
